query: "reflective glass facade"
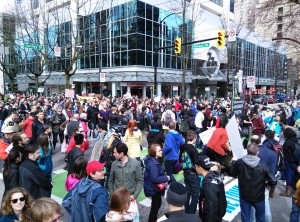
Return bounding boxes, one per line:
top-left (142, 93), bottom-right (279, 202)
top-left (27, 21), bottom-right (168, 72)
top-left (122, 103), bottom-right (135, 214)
top-left (228, 38), bottom-right (286, 79)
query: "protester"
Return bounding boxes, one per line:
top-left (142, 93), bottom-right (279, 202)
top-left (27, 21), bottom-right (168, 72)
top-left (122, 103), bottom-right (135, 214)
top-left (109, 143), bottom-right (143, 200)
top-left (162, 182), bottom-right (202, 222)
top-left (147, 122), bottom-right (165, 148)
top-left (31, 110), bottom-right (48, 145)
top-left (144, 143), bottom-right (170, 222)
top-left (37, 133), bottom-right (53, 180)
top-left (0, 125), bottom-right (16, 161)
top-left (21, 112), bottom-right (35, 142)
top-left (62, 160), bottom-right (109, 222)
top-left (2, 149), bottom-right (22, 196)
top-left (49, 106), bottom-right (66, 150)
top-left (19, 144), bottom-right (52, 199)
top-left (0, 187), bottom-right (32, 222)
top-left (124, 120), bottom-right (142, 160)
top-left (65, 156), bottom-right (87, 191)
top-left (195, 155), bottom-right (227, 222)
top-left (67, 133), bottom-right (85, 175)
top-left (31, 198), bottom-right (62, 222)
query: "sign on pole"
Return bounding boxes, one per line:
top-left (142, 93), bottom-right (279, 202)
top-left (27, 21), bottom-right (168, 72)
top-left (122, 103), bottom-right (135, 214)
top-left (173, 85), bottom-right (178, 91)
top-left (100, 72), bottom-right (106, 82)
top-left (54, 46), bottom-right (61, 57)
top-left (246, 76), bottom-right (255, 88)
top-left (228, 29), bottom-right (237, 42)
top-left (193, 43), bottom-right (210, 48)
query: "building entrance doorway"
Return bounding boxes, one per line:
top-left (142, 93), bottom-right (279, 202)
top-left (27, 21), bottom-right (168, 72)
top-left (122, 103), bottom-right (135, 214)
top-left (131, 87), bottom-right (143, 97)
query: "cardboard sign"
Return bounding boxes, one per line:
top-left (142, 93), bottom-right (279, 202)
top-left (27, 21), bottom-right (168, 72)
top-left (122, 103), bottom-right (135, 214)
top-left (65, 89), bottom-right (74, 98)
top-left (232, 100), bottom-right (244, 116)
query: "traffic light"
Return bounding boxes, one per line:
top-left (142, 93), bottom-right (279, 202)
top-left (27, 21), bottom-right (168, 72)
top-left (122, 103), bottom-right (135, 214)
top-left (65, 45), bottom-right (71, 57)
top-left (174, 38), bottom-right (182, 54)
top-left (216, 30), bottom-right (225, 48)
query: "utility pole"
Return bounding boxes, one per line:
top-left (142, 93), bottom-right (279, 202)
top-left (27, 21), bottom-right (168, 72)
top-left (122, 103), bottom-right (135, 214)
top-left (181, 0), bottom-right (188, 99)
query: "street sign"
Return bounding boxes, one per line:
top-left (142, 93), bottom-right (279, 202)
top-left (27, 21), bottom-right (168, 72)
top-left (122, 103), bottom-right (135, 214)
top-left (54, 46), bottom-right (61, 57)
top-left (228, 29), bottom-right (236, 42)
top-left (193, 43), bottom-right (210, 48)
top-left (205, 87), bottom-right (210, 91)
top-left (173, 85), bottom-right (178, 91)
top-left (246, 76), bottom-right (255, 88)
top-left (24, 43), bottom-right (44, 50)
top-left (100, 72), bottom-right (106, 82)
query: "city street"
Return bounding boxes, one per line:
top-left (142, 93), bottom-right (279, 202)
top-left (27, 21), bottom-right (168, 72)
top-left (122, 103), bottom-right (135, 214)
top-left (0, 129), bottom-right (292, 222)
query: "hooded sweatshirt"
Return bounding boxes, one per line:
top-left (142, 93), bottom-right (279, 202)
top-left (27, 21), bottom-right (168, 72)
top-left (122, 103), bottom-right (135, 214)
top-left (163, 131), bottom-right (185, 160)
top-left (231, 155), bottom-right (277, 202)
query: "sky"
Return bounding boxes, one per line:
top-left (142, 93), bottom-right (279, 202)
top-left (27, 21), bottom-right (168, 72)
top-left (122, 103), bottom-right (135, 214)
top-left (0, 1), bottom-right (13, 13)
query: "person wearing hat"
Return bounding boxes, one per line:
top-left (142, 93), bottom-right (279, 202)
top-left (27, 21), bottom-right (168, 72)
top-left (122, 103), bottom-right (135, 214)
top-left (202, 109), bottom-right (216, 131)
top-left (195, 155), bottom-right (227, 222)
top-left (0, 124), bottom-right (16, 161)
top-left (62, 160), bottom-right (109, 222)
top-left (1, 111), bottom-right (21, 136)
top-left (162, 182), bottom-right (201, 222)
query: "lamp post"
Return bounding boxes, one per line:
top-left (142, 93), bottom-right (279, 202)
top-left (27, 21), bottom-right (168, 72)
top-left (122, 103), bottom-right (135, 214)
top-left (154, 12), bottom-right (180, 97)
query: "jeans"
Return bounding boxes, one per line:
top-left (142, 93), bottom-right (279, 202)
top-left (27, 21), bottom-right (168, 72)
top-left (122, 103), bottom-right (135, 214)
top-left (250, 189), bottom-right (272, 222)
top-left (285, 160), bottom-right (294, 186)
top-left (148, 192), bottom-right (162, 222)
top-left (176, 112), bottom-right (181, 124)
top-left (290, 196), bottom-right (300, 222)
top-left (240, 198), bottom-right (265, 222)
top-left (52, 131), bottom-right (64, 150)
top-left (184, 172), bottom-right (200, 214)
top-left (165, 159), bottom-right (177, 183)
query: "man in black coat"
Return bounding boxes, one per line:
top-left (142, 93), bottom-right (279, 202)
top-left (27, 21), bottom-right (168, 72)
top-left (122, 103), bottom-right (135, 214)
top-left (19, 144), bottom-right (52, 199)
top-left (231, 144), bottom-right (277, 222)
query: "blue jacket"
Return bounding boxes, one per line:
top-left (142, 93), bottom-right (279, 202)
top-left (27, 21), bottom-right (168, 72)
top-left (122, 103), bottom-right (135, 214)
top-left (258, 144), bottom-right (278, 176)
top-left (0, 214), bottom-right (18, 222)
top-left (62, 177), bottom-right (109, 222)
top-left (163, 131), bottom-right (185, 160)
top-left (37, 147), bottom-right (53, 180)
top-left (294, 107), bottom-right (300, 121)
top-left (143, 156), bottom-right (169, 197)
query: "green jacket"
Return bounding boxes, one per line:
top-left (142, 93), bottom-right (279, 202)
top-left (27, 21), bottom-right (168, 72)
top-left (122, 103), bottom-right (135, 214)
top-left (108, 157), bottom-right (143, 199)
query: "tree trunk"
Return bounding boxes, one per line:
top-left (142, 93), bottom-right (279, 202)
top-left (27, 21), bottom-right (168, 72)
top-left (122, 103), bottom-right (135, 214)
top-left (9, 78), bottom-right (14, 92)
top-left (35, 76), bottom-right (39, 89)
top-left (66, 73), bottom-right (70, 89)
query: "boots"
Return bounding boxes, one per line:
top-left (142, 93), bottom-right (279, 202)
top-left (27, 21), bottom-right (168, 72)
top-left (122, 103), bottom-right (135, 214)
top-left (280, 186), bottom-right (293, 197)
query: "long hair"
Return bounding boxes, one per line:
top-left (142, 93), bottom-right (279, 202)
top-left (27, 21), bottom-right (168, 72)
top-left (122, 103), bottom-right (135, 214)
top-left (127, 120), bottom-right (137, 136)
top-left (38, 133), bottom-right (49, 155)
top-left (3, 149), bottom-right (21, 184)
top-left (109, 188), bottom-right (131, 213)
top-left (1, 187), bottom-right (32, 222)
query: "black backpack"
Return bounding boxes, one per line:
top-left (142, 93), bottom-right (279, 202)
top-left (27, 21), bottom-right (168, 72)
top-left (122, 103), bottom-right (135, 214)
top-left (137, 114), bottom-right (145, 130)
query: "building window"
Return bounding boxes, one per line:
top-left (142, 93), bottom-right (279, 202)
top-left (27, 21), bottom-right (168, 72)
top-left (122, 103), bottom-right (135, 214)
top-left (277, 32), bottom-right (283, 39)
top-left (33, 0), bottom-right (39, 9)
top-left (277, 16), bottom-right (283, 23)
top-left (230, 0), bottom-right (234, 13)
top-left (210, 0), bottom-right (223, 7)
top-left (277, 24), bottom-right (283, 31)
top-left (278, 7), bottom-right (283, 14)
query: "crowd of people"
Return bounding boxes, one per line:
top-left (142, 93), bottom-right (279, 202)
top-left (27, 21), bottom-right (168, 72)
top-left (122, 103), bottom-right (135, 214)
top-left (0, 92), bottom-right (300, 221)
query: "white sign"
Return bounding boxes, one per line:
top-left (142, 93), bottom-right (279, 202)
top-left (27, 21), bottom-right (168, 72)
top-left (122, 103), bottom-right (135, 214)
top-left (172, 85), bottom-right (178, 91)
top-left (54, 46), bottom-right (61, 57)
top-left (228, 29), bottom-right (236, 42)
top-left (65, 89), bottom-right (75, 98)
top-left (100, 72), bottom-right (106, 82)
top-left (247, 76), bottom-right (255, 88)
top-left (0, 71), bottom-right (4, 94)
top-left (205, 87), bottom-right (210, 91)
top-left (37, 87), bottom-right (44, 93)
top-left (226, 115), bottom-right (245, 159)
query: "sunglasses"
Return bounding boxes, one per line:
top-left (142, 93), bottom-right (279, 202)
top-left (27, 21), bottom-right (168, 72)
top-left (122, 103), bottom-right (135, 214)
top-left (11, 197), bottom-right (25, 204)
top-left (78, 130), bottom-right (84, 133)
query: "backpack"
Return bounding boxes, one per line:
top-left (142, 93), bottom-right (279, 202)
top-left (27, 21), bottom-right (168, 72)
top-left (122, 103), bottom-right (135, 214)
top-left (180, 151), bottom-right (194, 170)
top-left (137, 114), bottom-right (145, 130)
top-left (272, 143), bottom-right (284, 171)
top-left (164, 112), bottom-right (172, 126)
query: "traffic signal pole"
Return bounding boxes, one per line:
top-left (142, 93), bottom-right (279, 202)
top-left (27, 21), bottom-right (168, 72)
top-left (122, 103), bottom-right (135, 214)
top-left (153, 36), bottom-right (228, 96)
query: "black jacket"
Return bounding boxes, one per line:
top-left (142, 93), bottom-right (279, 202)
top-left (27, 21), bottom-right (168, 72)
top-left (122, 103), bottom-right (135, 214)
top-left (109, 112), bottom-right (120, 128)
top-left (19, 158), bottom-right (52, 199)
top-left (199, 171), bottom-right (227, 222)
top-left (4, 163), bottom-right (19, 196)
top-left (283, 137), bottom-right (297, 161)
top-left (164, 210), bottom-right (202, 222)
top-left (67, 147), bottom-right (84, 175)
top-left (87, 106), bottom-right (99, 122)
top-left (179, 144), bottom-right (198, 173)
top-left (147, 130), bottom-right (165, 148)
top-left (231, 155), bottom-right (277, 202)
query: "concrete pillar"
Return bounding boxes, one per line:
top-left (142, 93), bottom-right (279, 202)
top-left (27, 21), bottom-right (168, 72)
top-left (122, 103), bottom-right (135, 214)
top-left (127, 86), bottom-right (131, 94)
top-left (82, 82), bottom-right (87, 94)
top-left (157, 83), bottom-right (162, 96)
top-left (112, 82), bottom-right (116, 97)
top-left (143, 86), bottom-right (146, 99)
top-left (186, 84), bottom-right (190, 98)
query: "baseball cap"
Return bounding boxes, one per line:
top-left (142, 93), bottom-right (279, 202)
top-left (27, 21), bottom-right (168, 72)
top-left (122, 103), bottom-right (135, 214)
top-left (86, 161), bottom-right (105, 175)
top-left (195, 155), bottom-right (215, 170)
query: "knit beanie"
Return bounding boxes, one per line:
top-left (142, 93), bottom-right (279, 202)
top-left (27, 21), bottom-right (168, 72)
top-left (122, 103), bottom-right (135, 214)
top-left (166, 182), bottom-right (187, 207)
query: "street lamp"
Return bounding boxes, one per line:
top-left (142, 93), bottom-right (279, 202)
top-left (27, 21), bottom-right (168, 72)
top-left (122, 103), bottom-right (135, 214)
top-left (154, 12), bottom-right (181, 97)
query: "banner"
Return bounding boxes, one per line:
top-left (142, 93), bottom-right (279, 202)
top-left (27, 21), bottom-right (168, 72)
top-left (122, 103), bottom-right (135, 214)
top-left (226, 115), bottom-right (245, 159)
top-left (77, 95), bottom-right (98, 103)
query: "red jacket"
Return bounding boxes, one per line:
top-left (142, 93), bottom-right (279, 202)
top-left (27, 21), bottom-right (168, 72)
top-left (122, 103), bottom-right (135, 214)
top-left (175, 102), bottom-right (182, 112)
top-left (0, 139), bottom-right (9, 160)
top-left (206, 128), bottom-right (230, 156)
top-left (66, 136), bottom-right (89, 154)
top-left (252, 117), bottom-right (264, 134)
top-left (22, 117), bottom-right (35, 138)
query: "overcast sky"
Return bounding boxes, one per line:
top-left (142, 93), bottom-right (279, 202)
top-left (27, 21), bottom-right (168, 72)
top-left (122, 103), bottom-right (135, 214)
top-left (0, 1), bottom-right (13, 13)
